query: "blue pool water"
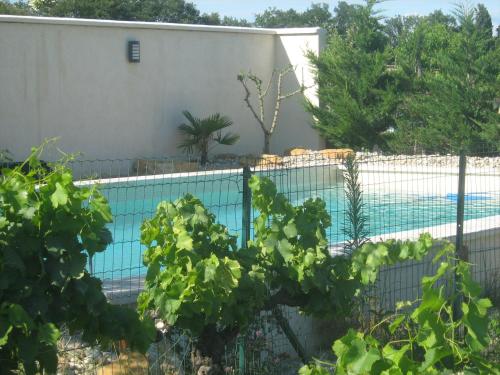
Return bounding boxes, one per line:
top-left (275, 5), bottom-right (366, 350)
top-left (88, 170), bottom-right (500, 280)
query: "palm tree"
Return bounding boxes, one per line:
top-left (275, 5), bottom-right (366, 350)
top-left (178, 111), bottom-right (239, 166)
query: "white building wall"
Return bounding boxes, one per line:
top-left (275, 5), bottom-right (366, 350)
top-left (0, 16), bottom-right (324, 161)
top-left (271, 29), bottom-right (327, 154)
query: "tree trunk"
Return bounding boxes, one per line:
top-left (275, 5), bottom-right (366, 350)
top-left (263, 132), bottom-right (271, 154)
top-left (200, 150), bottom-right (208, 166)
top-left (190, 325), bottom-right (238, 375)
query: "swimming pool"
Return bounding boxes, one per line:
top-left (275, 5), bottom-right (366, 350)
top-left (86, 167), bottom-right (500, 280)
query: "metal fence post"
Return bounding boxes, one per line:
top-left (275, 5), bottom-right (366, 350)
top-left (238, 166), bottom-right (252, 374)
top-left (454, 150), bottom-right (467, 323)
top-left (237, 335), bottom-right (245, 375)
top-left (242, 166), bottom-right (252, 249)
top-left (456, 151), bottom-right (467, 262)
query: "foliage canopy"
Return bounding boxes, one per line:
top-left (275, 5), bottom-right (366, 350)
top-left (138, 175), bottom-right (436, 373)
top-left (301, 243), bottom-right (500, 374)
top-left (0, 149), bottom-right (154, 374)
top-left (307, 1), bottom-right (500, 153)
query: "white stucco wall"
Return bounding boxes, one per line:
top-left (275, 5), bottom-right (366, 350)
top-left (0, 16), bottom-right (324, 161)
top-left (270, 29), bottom-right (326, 153)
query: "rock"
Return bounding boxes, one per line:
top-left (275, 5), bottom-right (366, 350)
top-left (134, 153), bottom-right (499, 175)
top-left (214, 153), bottom-right (238, 161)
top-left (319, 149), bottom-right (354, 160)
top-left (173, 161), bottom-right (199, 173)
top-left (284, 148), bottom-right (310, 156)
top-left (351, 152), bottom-right (499, 171)
top-left (97, 352), bottom-right (149, 375)
top-left (134, 159), bottom-right (199, 175)
top-left (256, 154), bottom-right (283, 167)
top-left (237, 154), bottom-right (258, 167)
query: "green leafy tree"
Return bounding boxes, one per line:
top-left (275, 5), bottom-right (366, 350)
top-left (255, 7), bottom-right (303, 28)
top-left (29, 0), bottom-right (254, 26)
top-left (0, 0), bottom-right (31, 15)
top-left (138, 175), bottom-right (435, 374)
top-left (384, 10), bottom-right (455, 49)
top-left (307, 1), bottom-right (399, 150)
top-left (255, 3), bottom-right (332, 30)
top-left (384, 15), bottom-right (420, 48)
top-left (31, 0), bottom-right (138, 19)
top-left (177, 111), bottom-right (239, 166)
top-left (0, 147), bottom-right (155, 374)
top-left (331, 1), bottom-right (371, 36)
top-left (135, 0), bottom-right (200, 23)
top-left (302, 3), bottom-right (334, 31)
top-left (475, 3), bottom-right (493, 42)
top-left (30, 0), bottom-right (230, 24)
top-left (425, 9), bottom-right (457, 29)
top-left (388, 19), bottom-right (454, 153)
top-left (220, 16), bottom-right (251, 27)
top-left (391, 4), bottom-right (500, 154)
top-left (198, 11), bottom-right (221, 25)
top-left (301, 243), bottom-right (500, 374)
top-left (304, 1), bottom-right (498, 154)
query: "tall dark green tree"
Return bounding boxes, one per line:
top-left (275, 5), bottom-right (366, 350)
top-left (331, 1), bottom-right (365, 36)
top-left (0, 0), bottom-right (31, 15)
top-left (302, 3), bottom-right (333, 30)
top-left (255, 7), bottom-right (303, 28)
top-left (32, 0), bottom-right (140, 20)
top-left (475, 3), bottom-right (493, 36)
top-left (307, 0), bottom-right (399, 150)
top-left (384, 11), bottom-right (455, 48)
top-left (425, 9), bottom-right (457, 28)
top-left (474, 3), bottom-right (494, 50)
top-left (391, 3), bottom-right (500, 153)
top-left (135, 0), bottom-right (200, 23)
top-left (255, 3), bottom-right (332, 30)
top-left (29, 0), bottom-right (250, 26)
top-left (220, 16), bottom-right (250, 27)
top-left (384, 15), bottom-right (419, 47)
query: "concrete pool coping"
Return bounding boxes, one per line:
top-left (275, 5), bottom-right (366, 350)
top-left (102, 215), bottom-right (500, 304)
top-left (329, 215), bottom-right (500, 255)
top-left (73, 162), bottom-right (499, 187)
top-left (73, 161), bottom-right (342, 187)
top-left (74, 167), bottom-right (246, 186)
top-left (354, 164), bottom-right (499, 176)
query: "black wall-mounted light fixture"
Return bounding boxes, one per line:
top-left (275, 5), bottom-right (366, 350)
top-left (127, 41), bottom-right (140, 63)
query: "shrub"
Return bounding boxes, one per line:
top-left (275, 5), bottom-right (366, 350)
top-left (177, 111), bottom-right (239, 166)
top-left (138, 175), bottom-right (435, 374)
top-left (301, 243), bottom-right (500, 374)
top-left (0, 149), bottom-right (155, 374)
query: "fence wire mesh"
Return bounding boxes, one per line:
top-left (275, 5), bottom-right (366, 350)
top-left (48, 149), bottom-right (500, 374)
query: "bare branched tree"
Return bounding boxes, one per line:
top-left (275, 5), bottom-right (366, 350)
top-left (237, 65), bottom-right (305, 154)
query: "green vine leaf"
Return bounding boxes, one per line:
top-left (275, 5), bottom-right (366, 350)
top-left (50, 182), bottom-right (68, 208)
top-left (140, 176), bottom-right (449, 372)
top-left (0, 150), bottom-right (154, 373)
top-left (312, 244), bottom-right (499, 375)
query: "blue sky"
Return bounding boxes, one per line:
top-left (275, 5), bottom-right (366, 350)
top-left (192, 0), bottom-right (500, 27)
